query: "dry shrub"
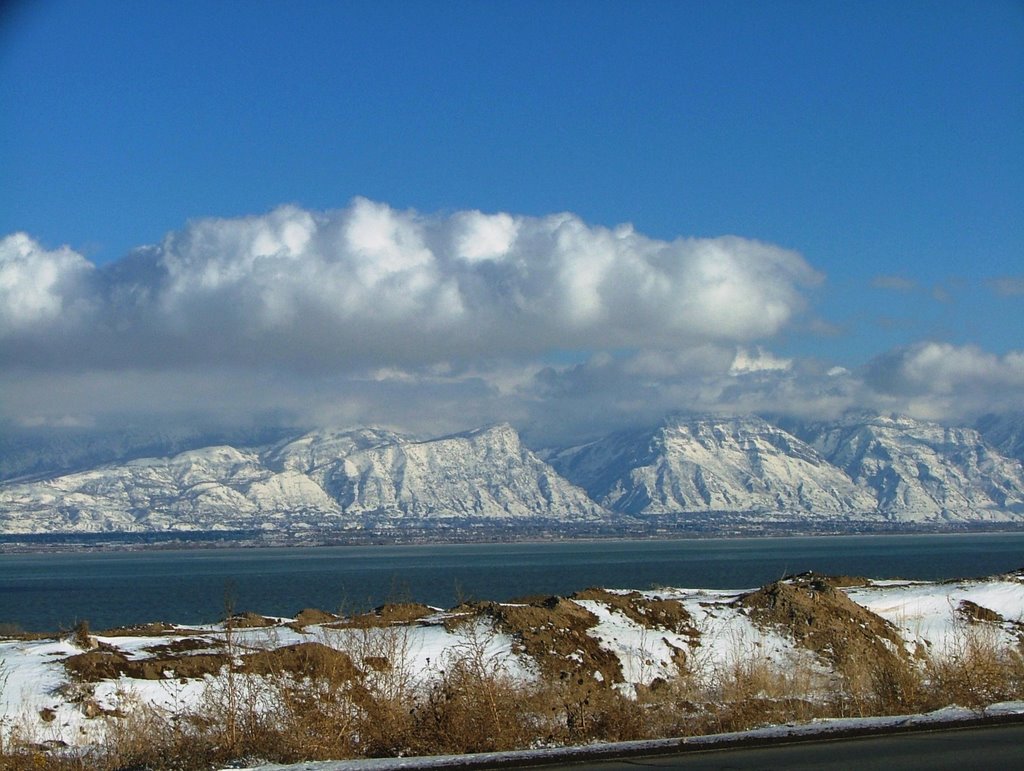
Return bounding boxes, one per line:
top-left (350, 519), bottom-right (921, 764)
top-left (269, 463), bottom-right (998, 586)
top-left (926, 621), bottom-right (1024, 711)
top-left (705, 644), bottom-right (828, 733)
top-left (322, 621), bottom-right (419, 757)
top-left (405, 616), bottom-right (539, 755)
top-left (410, 656), bottom-right (537, 754)
top-left (92, 649), bottom-right (365, 769)
top-left (541, 678), bottom-right (648, 744)
top-left (834, 648), bottom-right (925, 717)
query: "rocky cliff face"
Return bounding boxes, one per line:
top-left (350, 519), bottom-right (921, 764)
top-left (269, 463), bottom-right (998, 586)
top-left (546, 415), bottom-right (877, 517)
top-left (976, 412), bottom-right (1024, 464)
top-left (317, 424), bottom-right (607, 521)
top-left (0, 425), bottom-right (607, 533)
top-left (792, 413), bottom-right (1024, 521)
top-left (3, 413), bottom-right (1024, 534)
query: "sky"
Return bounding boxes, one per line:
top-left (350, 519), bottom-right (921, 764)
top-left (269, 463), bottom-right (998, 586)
top-left (1, 0), bottom-right (1022, 447)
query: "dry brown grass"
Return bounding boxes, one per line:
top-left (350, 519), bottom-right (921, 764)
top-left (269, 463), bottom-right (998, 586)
top-left (925, 621), bottom-right (1024, 711)
top-left (5, 584), bottom-right (1024, 770)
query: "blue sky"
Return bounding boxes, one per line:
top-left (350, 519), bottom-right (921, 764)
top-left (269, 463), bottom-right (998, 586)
top-left (1, 1), bottom-right (1022, 443)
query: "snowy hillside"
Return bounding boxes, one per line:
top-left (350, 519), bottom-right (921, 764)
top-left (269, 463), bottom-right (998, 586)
top-left (3, 571), bottom-right (1023, 759)
top-left (546, 415), bottom-right (877, 516)
top-left (2, 413), bottom-right (1024, 534)
top-left (794, 413), bottom-right (1024, 521)
top-left (0, 425), bottom-right (606, 534)
top-left (976, 412), bottom-right (1024, 464)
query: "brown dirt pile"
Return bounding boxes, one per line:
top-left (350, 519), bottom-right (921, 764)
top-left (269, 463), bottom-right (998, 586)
top-left (462, 597), bottom-right (622, 686)
top-left (242, 642), bottom-right (359, 681)
top-left (785, 571), bottom-right (871, 588)
top-left (290, 608), bottom-right (340, 630)
top-left (65, 640), bottom-right (359, 684)
top-left (737, 576), bottom-right (911, 672)
top-left (226, 612), bottom-right (278, 628)
top-left (572, 588), bottom-right (699, 638)
top-left (64, 649), bottom-right (230, 681)
top-left (143, 637), bottom-right (223, 655)
top-left (333, 603), bottom-right (435, 629)
top-left (957, 599), bottom-right (1004, 624)
top-left (96, 622), bottom-right (185, 637)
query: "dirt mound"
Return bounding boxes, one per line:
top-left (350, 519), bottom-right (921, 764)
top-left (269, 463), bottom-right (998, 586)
top-left (957, 599), bottom-right (1004, 624)
top-left (64, 649), bottom-right (131, 681)
top-left (335, 602), bottom-right (435, 628)
top-left (466, 597), bottom-right (622, 686)
top-left (64, 649), bottom-right (230, 682)
top-left (130, 653), bottom-right (230, 680)
top-left (226, 612), bottom-right (277, 628)
top-left (66, 639), bottom-right (360, 684)
top-left (737, 576), bottom-right (911, 672)
top-left (572, 588), bottom-right (699, 638)
top-left (143, 637), bottom-right (223, 655)
top-left (291, 608), bottom-right (340, 629)
top-left (784, 571), bottom-right (871, 588)
top-left (242, 642), bottom-right (359, 681)
top-left (97, 622), bottom-right (184, 637)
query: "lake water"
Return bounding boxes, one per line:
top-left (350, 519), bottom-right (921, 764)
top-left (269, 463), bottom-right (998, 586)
top-left (2, 533), bottom-right (1023, 632)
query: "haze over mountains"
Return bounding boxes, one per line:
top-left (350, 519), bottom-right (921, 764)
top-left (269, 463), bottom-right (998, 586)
top-left (1, 412), bottom-right (1023, 535)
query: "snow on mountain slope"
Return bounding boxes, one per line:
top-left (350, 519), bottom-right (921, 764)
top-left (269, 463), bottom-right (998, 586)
top-left (796, 413), bottom-right (1024, 521)
top-left (0, 445), bottom-right (333, 533)
top-left (0, 425), bottom-right (297, 484)
top-left (328, 424), bottom-right (608, 520)
top-left (262, 427), bottom-right (405, 475)
top-left (547, 415), bottom-right (877, 516)
top-left (3, 414), bottom-right (1024, 534)
top-left (0, 425), bottom-right (606, 533)
top-left (976, 412), bottom-right (1024, 464)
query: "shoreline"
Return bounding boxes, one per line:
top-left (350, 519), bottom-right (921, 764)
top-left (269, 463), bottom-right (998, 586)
top-left (3, 520), bottom-right (1024, 555)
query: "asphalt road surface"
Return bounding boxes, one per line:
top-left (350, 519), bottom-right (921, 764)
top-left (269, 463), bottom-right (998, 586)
top-left (529, 723), bottom-right (1024, 770)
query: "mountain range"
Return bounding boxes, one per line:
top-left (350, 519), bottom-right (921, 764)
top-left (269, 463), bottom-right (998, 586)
top-left (1, 413), bottom-right (1023, 534)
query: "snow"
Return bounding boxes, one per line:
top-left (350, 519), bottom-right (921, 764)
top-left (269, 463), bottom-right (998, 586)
top-left (573, 599), bottom-right (685, 687)
top-left (5, 413), bottom-right (1024, 533)
top-left (845, 576), bottom-right (1024, 654)
top-left (2, 574), bottom-right (1022, 757)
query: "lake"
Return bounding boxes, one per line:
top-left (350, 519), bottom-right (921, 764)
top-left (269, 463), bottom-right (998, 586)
top-left (2, 533), bottom-right (1023, 632)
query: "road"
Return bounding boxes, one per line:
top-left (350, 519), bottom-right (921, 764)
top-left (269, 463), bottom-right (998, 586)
top-left (527, 723), bottom-right (1024, 770)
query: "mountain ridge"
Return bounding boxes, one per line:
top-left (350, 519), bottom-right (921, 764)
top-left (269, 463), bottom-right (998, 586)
top-left (2, 413), bottom-right (1023, 534)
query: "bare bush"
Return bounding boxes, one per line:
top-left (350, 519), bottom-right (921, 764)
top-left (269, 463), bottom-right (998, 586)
top-left (406, 615), bottom-right (541, 754)
top-left (832, 648), bottom-right (926, 718)
top-left (925, 621), bottom-right (1023, 712)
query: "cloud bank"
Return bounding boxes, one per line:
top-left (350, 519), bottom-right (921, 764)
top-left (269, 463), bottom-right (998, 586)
top-left (0, 199), bottom-right (819, 371)
top-left (2, 200), bottom-right (1021, 445)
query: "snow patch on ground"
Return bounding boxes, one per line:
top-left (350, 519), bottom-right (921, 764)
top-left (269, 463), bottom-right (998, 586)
top-left (2, 574), bottom-right (1023, 755)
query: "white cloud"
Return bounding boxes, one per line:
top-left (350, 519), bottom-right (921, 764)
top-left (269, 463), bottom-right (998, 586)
top-left (452, 210), bottom-right (519, 262)
top-left (0, 233), bottom-right (95, 334)
top-left (863, 342), bottom-right (1024, 418)
top-left (5, 200), bottom-right (1018, 446)
top-left (729, 347), bottom-right (792, 375)
top-left (0, 199), bottom-right (820, 370)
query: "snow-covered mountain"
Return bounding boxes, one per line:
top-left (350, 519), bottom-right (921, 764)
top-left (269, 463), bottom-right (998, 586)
top-left (546, 415), bottom-right (877, 517)
top-left (976, 412), bottom-right (1024, 464)
top-left (0, 424), bottom-right (607, 534)
top-left (272, 423), bottom-right (608, 521)
top-left (0, 424), bottom-right (296, 484)
top-left (792, 413), bottom-right (1024, 522)
top-left (2, 413), bottom-right (1024, 534)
